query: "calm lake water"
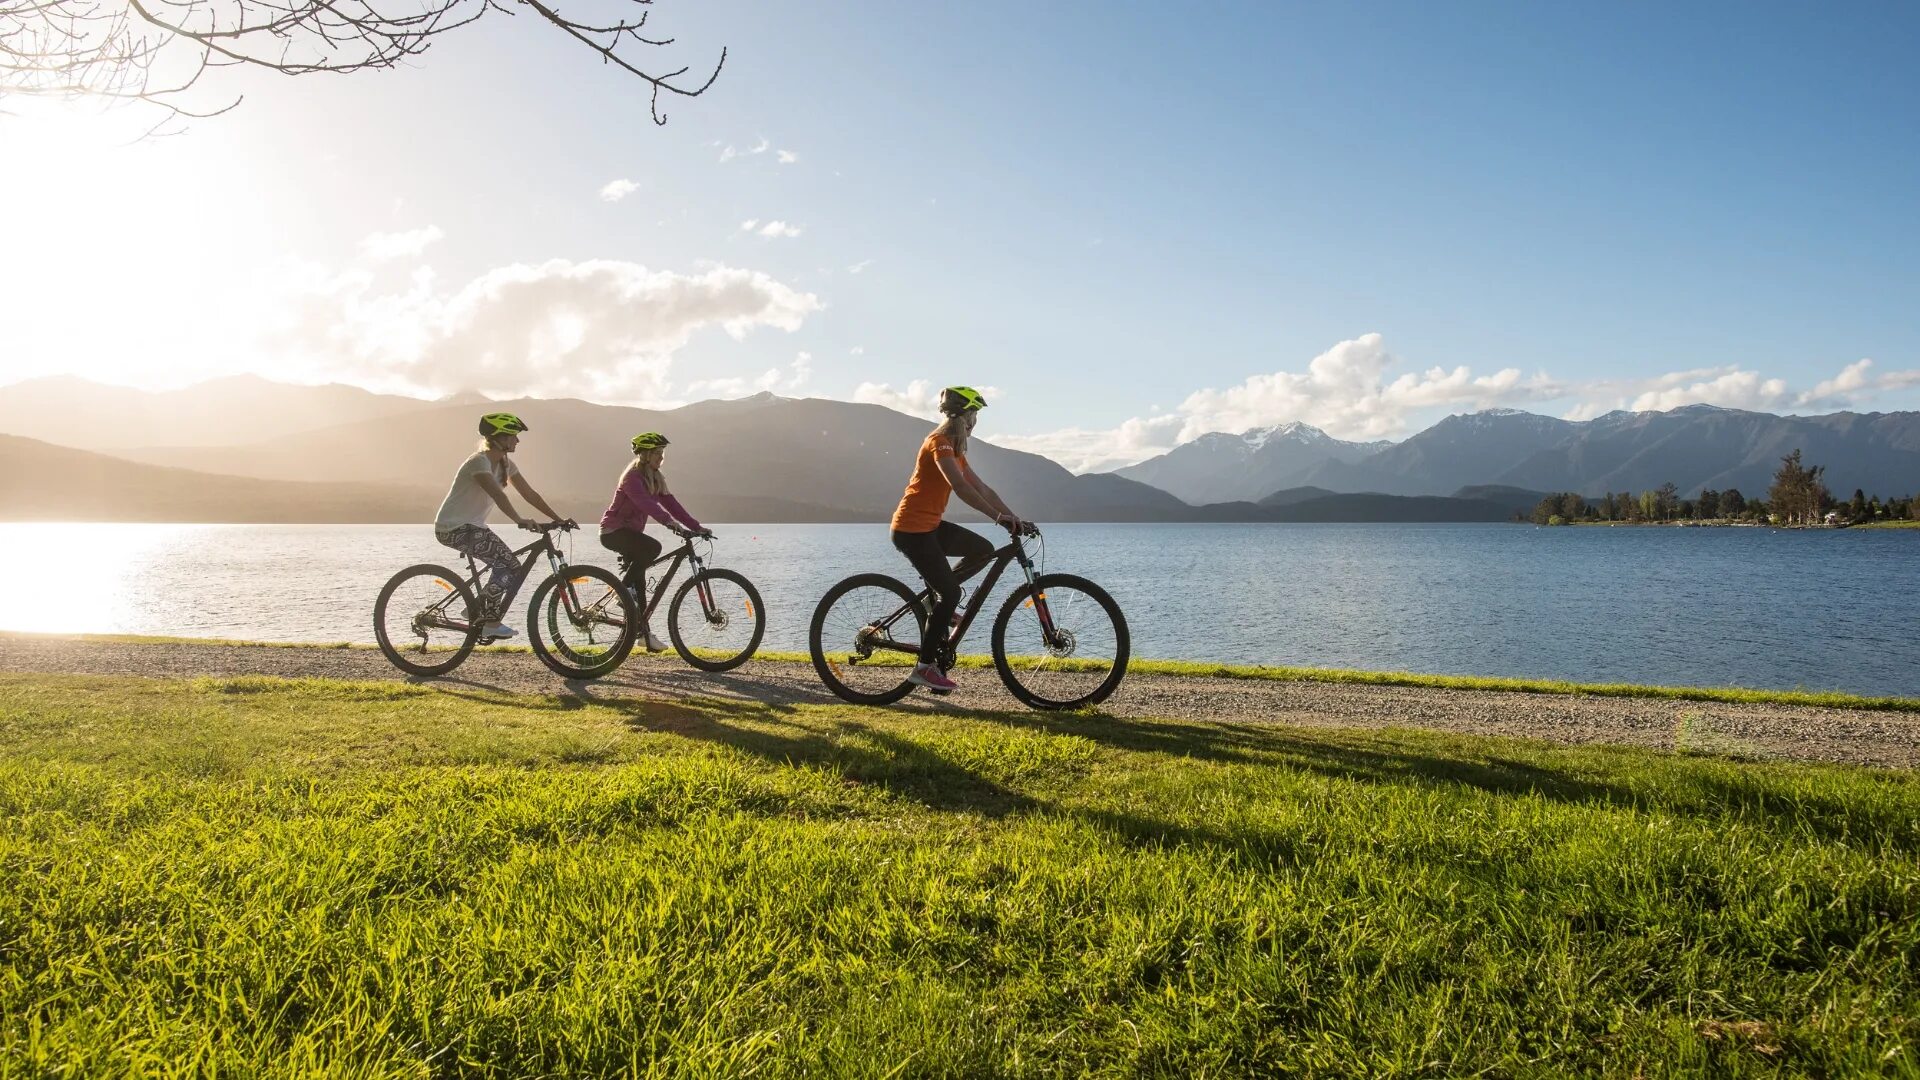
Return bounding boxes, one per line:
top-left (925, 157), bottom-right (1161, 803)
top-left (2, 522), bottom-right (1915, 696)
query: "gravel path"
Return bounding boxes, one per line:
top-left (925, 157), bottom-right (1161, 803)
top-left (3, 634), bottom-right (1915, 768)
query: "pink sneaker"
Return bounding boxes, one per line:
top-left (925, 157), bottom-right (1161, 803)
top-left (908, 663), bottom-right (958, 692)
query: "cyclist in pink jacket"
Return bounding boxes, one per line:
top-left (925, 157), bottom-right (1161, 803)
top-left (600, 432), bottom-right (711, 651)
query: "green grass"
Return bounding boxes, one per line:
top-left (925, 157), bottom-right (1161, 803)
top-left (22, 632), bottom-right (1919, 714)
top-left (1, 675), bottom-right (1916, 1077)
top-left (1856, 520), bottom-right (1920, 530)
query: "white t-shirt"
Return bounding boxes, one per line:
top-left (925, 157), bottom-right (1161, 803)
top-left (434, 452), bottom-right (520, 532)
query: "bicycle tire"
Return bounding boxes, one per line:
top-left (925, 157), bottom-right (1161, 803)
top-left (668, 568), bottom-right (766, 672)
top-left (991, 573), bottom-right (1129, 710)
top-left (809, 573), bottom-right (927, 706)
top-left (374, 563), bottom-right (482, 677)
top-left (526, 565), bottom-right (637, 679)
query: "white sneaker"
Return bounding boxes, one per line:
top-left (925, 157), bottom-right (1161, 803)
top-left (481, 622), bottom-right (517, 640)
top-left (644, 631), bottom-right (669, 652)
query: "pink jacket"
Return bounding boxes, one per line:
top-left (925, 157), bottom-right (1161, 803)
top-left (601, 470), bottom-right (703, 535)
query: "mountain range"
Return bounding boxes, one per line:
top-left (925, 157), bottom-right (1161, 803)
top-left (1112, 423), bottom-right (1390, 505)
top-left (3, 376), bottom-right (1917, 522)
top-left (1114, 406), bottom-right (1920, 502)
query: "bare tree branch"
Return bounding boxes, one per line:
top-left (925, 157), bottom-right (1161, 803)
top-left (0, 0), bottom-right (720, 127)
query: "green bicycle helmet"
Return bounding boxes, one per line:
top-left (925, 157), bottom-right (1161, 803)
top-left (940, 386), bottom-right (988, 414)
top-left (478, 412), bottom-right (530, 437)
top-left (630, 432), bottom-right (671, 453)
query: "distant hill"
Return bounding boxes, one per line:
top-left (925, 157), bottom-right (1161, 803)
top-left (1185, 491), bottom-right (1517, 523)
top-left (1257, 486), bottom-right (1341, 507)
top-left (1119, 405), bottom-right (1920, 499)
top-left (0, 375), bottom-right (445, 450)
top-left (1287, 410), bottom-right (1580, 496)
top-left (0, 434), bottom-right (436, 522)
top-left (1114, 423), bottom-right (1390, 505)
top-left (102, 391), bottom-right (1190, 523)
top-left (1450, 485), bottom-right (1555, 516)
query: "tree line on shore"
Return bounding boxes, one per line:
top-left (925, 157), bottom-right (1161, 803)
top-left (1527, 449), bottom-right (1919, 526)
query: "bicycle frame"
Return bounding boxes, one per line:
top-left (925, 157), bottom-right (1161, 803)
top-left (615, 538), bottom-right (719, 626)
top-left (862, 532), bottom-right (1060, 664)
top-left (422, 529), bottom-right (574, 634)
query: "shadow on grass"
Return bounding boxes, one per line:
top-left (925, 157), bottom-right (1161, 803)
top-left (557, 683), bottom-right (1916, 858)
top-left (966, 709), bottom-right (1920, 856)
top-left (571, 689), bottom-right (1038, 818)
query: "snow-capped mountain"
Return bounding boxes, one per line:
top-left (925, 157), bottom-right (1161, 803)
top-left (1112, 422), bottom-right (1392, 505)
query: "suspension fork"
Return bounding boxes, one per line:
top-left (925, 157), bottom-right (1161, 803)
top-left (1014, 544), bottom-right (1060, 641)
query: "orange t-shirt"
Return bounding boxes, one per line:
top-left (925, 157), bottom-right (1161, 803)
top-left (891, 431), bottom-right (964, 532)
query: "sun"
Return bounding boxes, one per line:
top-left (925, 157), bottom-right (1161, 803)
top-left (0, 103), bottom-right (285, 390)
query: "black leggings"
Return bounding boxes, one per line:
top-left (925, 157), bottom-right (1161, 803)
top-left (600, 528), bottom-right (663, 628)
top-left (891, 521), bottom-right (995, 663)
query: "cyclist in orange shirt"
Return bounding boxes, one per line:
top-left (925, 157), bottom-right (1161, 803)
top-left (890, 386), bottom-right (1028, 692)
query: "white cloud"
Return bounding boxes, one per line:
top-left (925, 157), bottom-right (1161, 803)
top-left (599, 178), bottom-right (638, 202)
top-left (738, 219), bottom-right (759, 232)
top-left (846, 259), bottom-right (872, 274)
top-left (718, 145), bottom-right (737, 164)
top-left (685, 351), bottom-right (814, 402)
top-left (1168, 333), bottom-right (1562, 442)
top-left (756, 221), bottom-right (804, 239)
top-left (852, 380), bottom-right (1002, 421)
top-left (850, 345), bottom-right (865, 356)
top-left (358, 225), bottom-right (444, 261)
top-left (996, 416), bottom-right (1187, 474)
top-left (749, 137), bottom-right (771, 155)
top-left (989, 333), bottom-right (1561, 473)
top-left (1563, 357), bottom-right (1920, 418)
top-left (275, 258), bottom-right (822, 405)
top-left (776, 150), bottom-right (799, 165)
top-left (852, 379), bottom-right (943, 419)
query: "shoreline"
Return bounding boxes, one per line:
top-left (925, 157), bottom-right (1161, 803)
top-left (7, 629), bottom-right (1918, 716)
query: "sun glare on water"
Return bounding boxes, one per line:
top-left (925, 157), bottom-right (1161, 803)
top-left (0, 523), bottom-right (215, 635)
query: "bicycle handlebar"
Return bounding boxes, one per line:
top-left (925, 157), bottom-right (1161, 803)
top-left (520, 519), bottom-right (578, 533)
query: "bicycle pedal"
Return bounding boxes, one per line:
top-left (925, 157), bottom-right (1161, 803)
top-left (477, 635), bottom-right (501, 645)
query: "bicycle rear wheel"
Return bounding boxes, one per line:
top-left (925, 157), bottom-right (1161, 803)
top-left (809, 573), bottom-right (927, 705)
top-left (527, 565), bottom-right (637, 679)
top-left (668, 569), bottom-right (766, 672)
top-left (374, 563), bottom-right (481, 676)
top-left (991, 573), bottom-right (1128, 710)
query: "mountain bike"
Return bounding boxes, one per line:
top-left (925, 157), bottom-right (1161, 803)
top-left (374, 521), bottom-right (637, 679)
top-left (614, 532), bottom-right (766, 672)
top-left (808, 525), bottom-right (1128, 709)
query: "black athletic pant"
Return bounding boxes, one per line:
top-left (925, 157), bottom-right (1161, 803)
top-left (891, 521), bottom-right (995, 663)
top-left (601, 528), bottom-right (663, 630)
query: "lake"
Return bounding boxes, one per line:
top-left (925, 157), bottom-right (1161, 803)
top-left (2, 522), bottom-right (1914, 696)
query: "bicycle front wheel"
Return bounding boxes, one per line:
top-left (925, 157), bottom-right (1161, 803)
top-left (527, 565), bottom-right (637, 679)
top-left (809, 573), bottom-right (927, 706)
top-left (374, 563), bottom-right (481, 677)
top-left (668, 569), bottom-right (766, 672)
top-left (991, 573), bottom-right (1129, 709)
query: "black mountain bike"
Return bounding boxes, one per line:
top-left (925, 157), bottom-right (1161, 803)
top-left (808, 526), bottom-right (1128, 709)
top-left (374, 521), bottom-right (637, 679)
top-left (615, 532), bottom-right (766, 672)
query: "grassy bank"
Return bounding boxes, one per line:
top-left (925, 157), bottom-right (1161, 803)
top-left (1, 674), bottom-right (1916, 1076)
top-left (25, 632), bottom-right (1920, 713)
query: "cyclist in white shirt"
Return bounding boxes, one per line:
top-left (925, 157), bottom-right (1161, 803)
top-left (433, 412), bottom-right (567, 639)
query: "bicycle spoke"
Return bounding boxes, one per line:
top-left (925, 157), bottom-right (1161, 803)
top-left (995, 578), bottom-right (1127, 708)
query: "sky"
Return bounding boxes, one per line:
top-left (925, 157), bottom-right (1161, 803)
top-left (2, 0), bottom-right (1917, 470)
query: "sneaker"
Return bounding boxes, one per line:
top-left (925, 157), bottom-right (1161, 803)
top-left (643, 631), bottom-right (669, 652)
top-left (481, 622), bottom-right (517, 640)
top-left (907, 663), bottom-right (958, 692)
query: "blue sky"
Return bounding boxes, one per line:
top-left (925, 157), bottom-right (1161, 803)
top-left (3, 0), bottom-right (1916, 468)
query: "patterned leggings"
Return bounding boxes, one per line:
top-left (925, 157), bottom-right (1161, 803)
top-left (436, 525), bottom-right (520, 620)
